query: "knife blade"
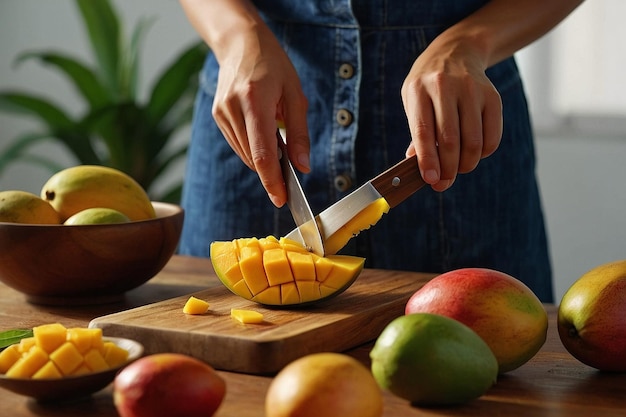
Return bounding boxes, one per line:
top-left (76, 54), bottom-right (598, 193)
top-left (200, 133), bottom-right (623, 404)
top-left (278, 131), bottom-right (325, 256)
top-left (284, 157), bottom-right (426, 254)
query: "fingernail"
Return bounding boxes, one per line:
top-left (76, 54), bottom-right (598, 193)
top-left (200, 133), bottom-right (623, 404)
top-left (297, 153), bottom-right (310, 170)
top-left (269, 193), bottom-right (283, 208)
top-left (423, 169), bottom-right (439, 183)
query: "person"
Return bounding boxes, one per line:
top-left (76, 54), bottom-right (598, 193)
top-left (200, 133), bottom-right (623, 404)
top-left (177, 0), bottom-right (583, 303)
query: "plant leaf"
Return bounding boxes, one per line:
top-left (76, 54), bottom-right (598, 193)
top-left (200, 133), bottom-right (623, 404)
top-left (0, 329), bottom-right (33, 350)
top-left (0, 91), bottom-right (75, 130)
top-left (146, 41), bottom-right (207, 125)
top-left (15, 51), bottom-right (112, 108)
top-left (75, 0), bottom-right (120, 94)
top-left (120, 16), bottom-right (155, 100)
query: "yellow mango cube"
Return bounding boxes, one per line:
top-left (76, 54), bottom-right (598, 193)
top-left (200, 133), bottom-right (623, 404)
top-left (66, 327), bottom-right (103, 354)
top-left (18, 337), bottom-right (36, 354)
top-left (70, 364), bottom-right (92, 376)
top-left (263, 248), bottom-right (294, 286)
top-left (33, 323), bottom-right (67, 353)
top-left (0, 344), bottom-right (22, 373)
top-left (239, 245), bottom-right (268, 295)
top-left (103, 341), bottom-right (129, 367)
top-left (6, 346), bottom-right (48, 378)
top-left (50, 342), bottom-right (83, 375)
top-left (296, 281), bottom-right (321, 303)
top-left (231, 309), bottom-right (264, 324)
top-left (252, 286), bottom-right (281, 305)
top-left (183, 296), bottom-right (210, 315)
top-left (287, 251), bottom-right (316, 281)
top-left (32, 361), bottom-right (62, 379)
top-left (83, 348), bottom-right (108, 372)
top-left (281, 282), bottom-right (300, 305)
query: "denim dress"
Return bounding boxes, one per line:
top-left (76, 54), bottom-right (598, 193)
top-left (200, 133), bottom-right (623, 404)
top-left (180, 0), bottom-right (554, 302)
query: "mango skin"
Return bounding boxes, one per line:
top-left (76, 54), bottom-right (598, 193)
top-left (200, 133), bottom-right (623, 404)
top-left (114, 353), bottom-right (225, 417)
top-left (558, 260), bottom-right (626, 371)
top-left (41, 165), bottom-right (156, 222)
top-left (371, 313), bottom-right (498, 405)
top-left (405, 268), bottom-right (548, 373)
top-left (0, 190), bottom-right (60, 224)
top-left (266, 353), bottom-right (383, 417)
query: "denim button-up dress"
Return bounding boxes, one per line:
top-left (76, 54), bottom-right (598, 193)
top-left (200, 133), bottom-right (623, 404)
top-left (180, 0), bottom-right (553, 302)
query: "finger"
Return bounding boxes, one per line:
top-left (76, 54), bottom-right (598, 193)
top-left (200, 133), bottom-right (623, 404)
top-left (457, 96), bottom-right (483, 174)
top-left (281, 88), bottom-right (311, 174)
top-left (212, 95), bottom-right (255, 169)
top-left (244, 103), bottom-right (286, 207)
top-left (402, 81), bottom-right (440, 185)
top-left (481, 88), bottom-right (503, 158)
top-left (432, 92), bottom-right (461, 184)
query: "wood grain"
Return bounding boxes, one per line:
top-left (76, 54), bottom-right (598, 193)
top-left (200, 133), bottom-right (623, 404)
top-left (2, 256), bottom-right (626, 417)
top-left (89, 268), bottom-right (431, 374)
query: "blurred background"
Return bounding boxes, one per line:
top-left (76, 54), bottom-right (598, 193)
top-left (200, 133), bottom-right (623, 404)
top-left (1, 1), bottom-right (625, 301)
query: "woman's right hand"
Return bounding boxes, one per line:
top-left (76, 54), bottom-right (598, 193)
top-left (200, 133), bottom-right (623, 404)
top-left (180, 0), bottom-right (311, 207)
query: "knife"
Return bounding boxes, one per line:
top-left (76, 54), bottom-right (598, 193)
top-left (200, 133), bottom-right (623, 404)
top-left (284, 157), bottom-right (426, 254)
top-left (278, 131), bottom-right (325, 256)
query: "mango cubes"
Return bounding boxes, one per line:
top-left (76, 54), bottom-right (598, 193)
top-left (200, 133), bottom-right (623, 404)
top-left (211, 236), bottom-right (365, 306)
top-left (0, 323), bottom-right (129, 379)
top-left (183, 296), bottom-right (210, 315)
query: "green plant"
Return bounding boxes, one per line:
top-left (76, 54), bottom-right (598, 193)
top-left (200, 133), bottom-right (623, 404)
top-left (0, 0), bottom-right (207, 203)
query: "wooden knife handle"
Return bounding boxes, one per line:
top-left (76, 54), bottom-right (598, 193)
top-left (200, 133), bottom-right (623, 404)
top-left (370, 157), bottom-right (426, 208)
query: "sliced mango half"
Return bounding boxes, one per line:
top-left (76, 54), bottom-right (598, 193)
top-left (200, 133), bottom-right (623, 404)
top-left (210, 236), bottom-right (365, 306)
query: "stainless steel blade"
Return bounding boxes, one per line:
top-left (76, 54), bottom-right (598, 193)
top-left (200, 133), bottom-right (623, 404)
top-left (285, 157), bottom-right (425, 253)
top-left (278, 132), bottom-right (325, 256)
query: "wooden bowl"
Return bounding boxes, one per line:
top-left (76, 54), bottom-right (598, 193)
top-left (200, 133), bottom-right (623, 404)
top-left (0, 202), bottom-right (183, 305)
top-left (0, 337), bottom-right (143, 402)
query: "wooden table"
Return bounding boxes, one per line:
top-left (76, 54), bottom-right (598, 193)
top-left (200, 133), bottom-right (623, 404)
top-left (1, 255), bottom-right (625, 416)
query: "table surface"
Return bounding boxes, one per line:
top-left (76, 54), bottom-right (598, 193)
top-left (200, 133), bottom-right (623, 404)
top-left (1, 255), bottom-right (625, 417)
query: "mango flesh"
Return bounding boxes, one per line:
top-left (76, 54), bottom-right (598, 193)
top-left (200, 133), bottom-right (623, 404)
top-left (0, 323), bottom-right (129, 379)
top-left (323, 197), bottom-right (390, 255)
top-left (210, 236), bottom-right (365, 306)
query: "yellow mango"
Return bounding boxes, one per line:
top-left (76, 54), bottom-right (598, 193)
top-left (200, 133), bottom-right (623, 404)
top-left (32, 361), bottom-right (63, 379)
top-left (183, 296), bottom-right (210, 315)
top-left (1, 324), bottom-right (129, 379)
top-left (323, 197), bottom-right (390, 255)
top-left (66, 327), bottom-right (103, 354)
top-left (103, 341), bottom-right (129, 367)
top-left (49, 342), bottom-right (83, 375)
top-left (83, 349), bottom-right (109, 372)
top-left (33, 323), bottom-right (67, 353)
top-left (263, 248), bottom-right (294, 286)
top-left (231, 309), bottom-right (264, 324)
top-left (6, 346), bottom-right (49, 378)
top-left (0, 344), bottom-right (21, 373)
top-left (211, 236), bottom-right (364, 306)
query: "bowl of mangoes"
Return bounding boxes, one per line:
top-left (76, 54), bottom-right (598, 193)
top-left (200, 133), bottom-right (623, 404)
top-left (0, 323), bottom-right (143, 402)
top-left (0, 165), bottom-right (184, 305)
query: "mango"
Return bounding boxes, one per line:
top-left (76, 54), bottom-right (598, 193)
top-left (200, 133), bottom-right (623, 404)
top-left (183, 296), bottom-right (210, 315)
top-left (231, 309), bottom-right (264, 324)
top-left (266, 352), bottom-right (383, 417)
top-left (210, 236), bottom-right (365, 306)
top-left (0, 323), bottom-right (129, 379)
top-left (41, 165), bottom-right (156, 222)
top-left (370, 313), bottom-right (498, 405)
top-left (0, 190), bottom-right (60, 224)
top-left (64, 207), bottom-right (131, 225)
top-left (114, 353), bottom-right (226, 417)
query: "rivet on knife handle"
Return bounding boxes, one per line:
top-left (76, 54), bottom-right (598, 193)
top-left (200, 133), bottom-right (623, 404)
top-left (370, 157), bottom-right (426, 208)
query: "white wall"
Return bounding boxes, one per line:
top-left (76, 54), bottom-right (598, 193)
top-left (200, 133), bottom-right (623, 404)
top-left (0, 0), bottom-right (197, 194)
top-left (2, 1), bottom-right (625, 302)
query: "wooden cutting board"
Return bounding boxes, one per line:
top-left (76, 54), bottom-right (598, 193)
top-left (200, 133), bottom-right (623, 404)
top-left (89, 268), bottom-right (434, 375)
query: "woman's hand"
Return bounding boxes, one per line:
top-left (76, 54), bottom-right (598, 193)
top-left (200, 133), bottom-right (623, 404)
top-left (402, 35), bottom-right (503, 192)
top-left (180, 0), bottom-right (310, 207)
